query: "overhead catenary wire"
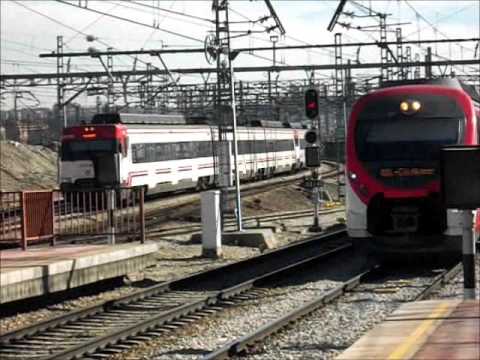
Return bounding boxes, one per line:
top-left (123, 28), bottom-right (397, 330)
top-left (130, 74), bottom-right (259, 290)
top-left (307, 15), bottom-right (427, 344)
top-left (228, 5), bottom-right (365, 65)
top-left (5, 0), bottom-right (178, 108)
top-left (55, 0), bottom-right (205, 44)
top-left (403, 0), bottom-right (476, 54)
top-left (140, 1), bottom-right (175, 49)
top-left (130, 0), bottom-right (214, 24)
top-left (0, 38), bottom-right (52, 52)
top-left (105, 0), bottom-right (214, 30)
top-left (10, 0), bottom-right (186, 89)
top-left (401, 0), bottom-right (477, 74)
top-left (9, 0), bottom-right (124, 71)
top-left (335, 0), bottom-right (476, 76)
top-left (64, 3), bottom-right (121, 45)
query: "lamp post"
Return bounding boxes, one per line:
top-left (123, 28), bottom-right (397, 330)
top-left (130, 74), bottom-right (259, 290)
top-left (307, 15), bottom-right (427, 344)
top-left (270, 35), bottom-right (279, 67)
top-left (268, 35), bottom-right (279, 107)
top-left (228, 56), bottom-right (242, 231)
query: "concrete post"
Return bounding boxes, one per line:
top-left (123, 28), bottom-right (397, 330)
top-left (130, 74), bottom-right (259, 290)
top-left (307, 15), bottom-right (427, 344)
top-left (462, 210), bottom-right (476, 299)
top-left (201, 190), bottom-right (222, 258)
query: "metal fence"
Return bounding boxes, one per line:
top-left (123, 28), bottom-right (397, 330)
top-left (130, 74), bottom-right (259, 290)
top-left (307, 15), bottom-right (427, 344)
top-left (0, 187), bottom-right (145, 250)
top-left (0, 192), bottom-right (24, 247)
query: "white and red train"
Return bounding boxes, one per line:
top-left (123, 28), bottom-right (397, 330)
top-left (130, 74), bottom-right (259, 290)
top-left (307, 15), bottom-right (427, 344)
top-left (59, 113), bottom-right (306, 194)
top-left (346, 78), bottom-right (480, 254)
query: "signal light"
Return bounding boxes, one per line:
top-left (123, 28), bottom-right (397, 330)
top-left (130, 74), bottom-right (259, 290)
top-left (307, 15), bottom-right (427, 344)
top-left (304, 129), bottom-right (318, 144)
top-left (305, 89), bottom-right (319, 119)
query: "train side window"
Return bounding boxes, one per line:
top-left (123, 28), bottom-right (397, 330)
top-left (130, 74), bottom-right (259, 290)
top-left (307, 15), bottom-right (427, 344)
top-left (146, 144), bottom-right (155, 162)
top-left (255, 140), bottom-right (265, 154)
top-left (238, 140), bottom-right (247, 155)
top-left (276, 140), bottom-right (293, 152)
top-left (268, 141), bottom-right (274, 152)
top-left (182, 142), bottom-right (192, 159)
top-left (176, 142), bottom-right (190, 159)
top-left (276, 140), bottom-right (283, 151)
top-left (205, 141), bottom-right (213, 156)
top-left (166, 143), bottom-right (174, 161)
top-left (133, 144), bottom-right (145, 163)
top-left (171, 143), bottom-right (179, 159)
top-left (198, 141), bottom-right (211, 157)
top-left (192, 142), bottom-right (202, 157)
top-left (155, 143), bottom-right (163, 161)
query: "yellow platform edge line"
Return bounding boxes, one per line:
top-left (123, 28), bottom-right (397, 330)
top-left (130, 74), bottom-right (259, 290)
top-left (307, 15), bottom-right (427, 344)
top-left (387, 302), bottom-right (452, 360)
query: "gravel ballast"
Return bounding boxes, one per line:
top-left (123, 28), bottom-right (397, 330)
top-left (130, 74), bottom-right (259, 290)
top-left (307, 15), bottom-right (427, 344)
top-left (103, 264), bottom-right (449, 360)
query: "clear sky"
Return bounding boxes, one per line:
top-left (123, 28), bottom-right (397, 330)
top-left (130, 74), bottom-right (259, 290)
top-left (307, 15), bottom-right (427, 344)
top-left (1, 0), bottom-right (479, 109)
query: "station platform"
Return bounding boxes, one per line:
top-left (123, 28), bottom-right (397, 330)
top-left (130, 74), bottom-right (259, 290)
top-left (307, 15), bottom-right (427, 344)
top-left (0, 242), bottom-right (158, 304)
top-left (337, 300), bottom-right (479, 360)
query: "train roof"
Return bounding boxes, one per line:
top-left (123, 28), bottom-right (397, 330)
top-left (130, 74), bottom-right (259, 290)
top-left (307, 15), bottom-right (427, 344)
top-left (90, 112), bottom-right (305, 129)
top-left (91, 113), bottom-right (187, 125)
top-left (380, 77), bottom-right (479, 103)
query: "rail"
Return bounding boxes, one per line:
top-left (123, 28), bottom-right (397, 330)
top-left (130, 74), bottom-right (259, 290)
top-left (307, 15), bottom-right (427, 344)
top-left (202, 261), bottom-right (463, 359)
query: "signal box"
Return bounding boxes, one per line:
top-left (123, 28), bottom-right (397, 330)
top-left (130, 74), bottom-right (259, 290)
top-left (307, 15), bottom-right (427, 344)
top-left (441, 146), bottom-right (480, 209)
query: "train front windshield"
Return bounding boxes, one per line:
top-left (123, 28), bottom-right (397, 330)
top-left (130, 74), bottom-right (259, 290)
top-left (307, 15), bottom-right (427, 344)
top-left (61, 140), bottom-right (118, 161)
top-left (355, 117), bottom-right (461, 163)
top-left (355, 93), bottom-right (465, 165)
top-left (61, 139), bottom-right (120, 186)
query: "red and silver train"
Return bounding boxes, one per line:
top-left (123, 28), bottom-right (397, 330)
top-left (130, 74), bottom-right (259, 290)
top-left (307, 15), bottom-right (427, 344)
top-left (346, 78), bottom-right (480, 254)
top-left (59, 113), bottom-right (306, 194)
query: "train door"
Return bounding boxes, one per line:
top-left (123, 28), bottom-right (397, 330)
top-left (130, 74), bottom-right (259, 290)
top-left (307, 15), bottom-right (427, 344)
top-left (293, 130), bottom-right (300, 168)
top-left (247, 129), bottom-right (256, 178)
top-left (266, 128), bottom-right (276, 175)
top-left (95, 153), bottom-right (120, 186)
top-left (263, 128), bottom-right (270, 176)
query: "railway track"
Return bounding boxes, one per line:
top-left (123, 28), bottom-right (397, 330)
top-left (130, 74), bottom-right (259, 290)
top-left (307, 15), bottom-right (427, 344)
top-left (147, 206), bottom-right (344, 237)
top-left (0, 229), bottom-right (350, 360)
top-left (143, 164), bottom-right (341, 229)
top-left (202, 261), bottom-right (463, 359)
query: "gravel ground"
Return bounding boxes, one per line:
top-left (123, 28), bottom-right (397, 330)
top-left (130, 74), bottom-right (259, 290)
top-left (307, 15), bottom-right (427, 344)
top-left (103, 261), bottom-right (448, 360)
top-left (108, 248), bottom-right (369, 360)
top-left (242, 267), bottom-right (449, 360)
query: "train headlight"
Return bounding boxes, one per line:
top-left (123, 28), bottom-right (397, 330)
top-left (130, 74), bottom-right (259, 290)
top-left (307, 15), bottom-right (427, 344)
top-left (400, 100), bottom-right (421, 115)
top-left (411, 100), bottom-right (421, 112)
top-left (400, 101), bottom-right (409, 113)
top-left (349, 172), bottom-right (357, 180)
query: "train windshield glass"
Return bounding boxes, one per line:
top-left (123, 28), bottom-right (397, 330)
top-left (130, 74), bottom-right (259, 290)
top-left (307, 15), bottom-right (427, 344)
top-left (61, 140), bottom-right (118, 161)
top-left (355, 117), bottom-right (461, 162)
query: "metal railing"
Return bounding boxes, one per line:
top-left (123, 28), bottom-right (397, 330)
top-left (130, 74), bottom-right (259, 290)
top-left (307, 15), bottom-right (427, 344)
top-left (0, 187), bottom-right (145, 249)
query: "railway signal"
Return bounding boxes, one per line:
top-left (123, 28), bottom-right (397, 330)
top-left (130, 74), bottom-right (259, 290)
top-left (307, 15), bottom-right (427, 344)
top-left (304, 129), bottom-right (317, 144)
top-left (304, 123), bottom-right (323, 232)
top-left (305, 89), bottom-right (319, 119)
top-left (304, 128), bottom-right (323, 168)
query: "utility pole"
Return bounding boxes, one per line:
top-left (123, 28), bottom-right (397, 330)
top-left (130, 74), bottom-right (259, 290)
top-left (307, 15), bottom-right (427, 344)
top-left (211, 0), bottom-right (242, 231)
top-left (56, 36), bottom-right (66, 128)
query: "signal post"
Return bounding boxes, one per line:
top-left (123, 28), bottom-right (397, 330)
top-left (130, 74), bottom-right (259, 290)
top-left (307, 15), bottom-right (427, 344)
top-left (304, 88), bottom-right (323, 232)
